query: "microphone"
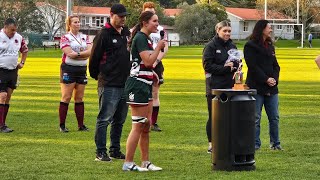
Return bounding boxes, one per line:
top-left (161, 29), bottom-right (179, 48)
top-left (160, 30), bottom-right (165, 52)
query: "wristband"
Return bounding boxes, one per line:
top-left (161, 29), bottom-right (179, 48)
top-left (20, 61), bottom-right (25, 65)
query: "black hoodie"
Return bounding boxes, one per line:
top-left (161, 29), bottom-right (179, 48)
top-left (202, 36), bottom-right (237, 89)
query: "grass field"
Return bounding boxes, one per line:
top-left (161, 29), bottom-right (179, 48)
top-left (1, 46), bottom-right (320, 179)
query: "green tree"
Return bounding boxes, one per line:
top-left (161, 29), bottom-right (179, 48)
top-left (158, 0), bottom-right (177, 8)
top-left (120, 0), bottom-right (147, 27)
top-left (173, 0), bottom-right (196, 5)
top-left (79, 0), bottom-right (120, 6)
top-left (217, 0), bottom-right (256, 7)
top-left (0, 0), bottom-right (44, 33)
top-left (174, 3), bottom-right (218, 43)
top-left (120, 0), bottom-right (174, 28)
top-left (196, 0), bottom-right (227, 21)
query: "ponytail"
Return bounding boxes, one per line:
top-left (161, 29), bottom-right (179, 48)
top-left (128, 24), bottom-right (141, 48)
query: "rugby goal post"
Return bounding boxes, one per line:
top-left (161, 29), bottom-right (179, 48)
top-left (264, 0), bottom-right (304, 48)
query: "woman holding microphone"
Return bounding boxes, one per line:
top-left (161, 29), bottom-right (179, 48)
top-left (123, 11), bottom-right (166, 172)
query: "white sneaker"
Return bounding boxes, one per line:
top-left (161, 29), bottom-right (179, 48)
top-left (122, 163), bottom-right (148, 172)
top-left (142, 162), bottom-right (162, 171)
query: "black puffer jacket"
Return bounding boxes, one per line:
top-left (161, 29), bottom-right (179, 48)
top-left (202, 36), bottom-right (237, 89)
top-left (244, 40), bottom-right (280, 95)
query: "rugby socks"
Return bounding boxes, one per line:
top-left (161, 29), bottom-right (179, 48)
top-left (75, 102), bottom-right (84, 128)
top-left (151, 106), bottom-right (159, 125)
top-left (3, 104), bottom-right (9, 125)
top-left (59, 102), bottom-right (69, 126)
top-left (0, 104), bottom-right (4, 127)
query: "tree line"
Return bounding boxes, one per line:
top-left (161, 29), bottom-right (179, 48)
top-left (0, 0), bottom-right (319, 44)
top-left (78, 0), bottom-right (257, 8)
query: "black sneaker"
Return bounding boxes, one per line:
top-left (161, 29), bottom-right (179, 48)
top-left (95, 152), bottom-right (112, 162)
top-left (0, 126), bottom-right (14, 133)
top-left (59, 125), bottom-right (69, 133)
top-left (110, 151), bottom-right (125, 159)
top-left (270, 145), bottom-right (283, 151)
top-left (78, 125), bottom-right (89, 131)
top-left (151, 124), bottom-right (162, 132)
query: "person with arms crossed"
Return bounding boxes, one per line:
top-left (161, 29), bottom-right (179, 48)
top-left (122, 11), bottom-right (166, 171)
top-left (244, 20), bottom-right (282, 151)
top-left (202, 21), bottom-right (238, 153)
top-left (59, 15), bottom-right (92, 132)
top-left (0, 18), bottom-right (28, 133)
top-left (89, 3), bottom-right (131, 162)
top-left (142, 1), bottom-right (168, 132)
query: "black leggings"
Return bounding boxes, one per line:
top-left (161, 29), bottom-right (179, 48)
top-left (206, 94), bottom-right (214, 142)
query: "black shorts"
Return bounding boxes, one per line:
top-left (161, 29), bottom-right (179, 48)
top-left (154, 61), bottom-right (164, 85)
top-left (60, 63), bottom-right (88, 85)
top-left (0, 68), bottom-right (18, 92)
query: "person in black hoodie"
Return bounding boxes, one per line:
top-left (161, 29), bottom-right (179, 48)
top-left (244, 20), bottom-right (282, 151)
top-left (202, 21), bottom-right (238, 153)
top-left (89, 4), bottom-right (131, 162)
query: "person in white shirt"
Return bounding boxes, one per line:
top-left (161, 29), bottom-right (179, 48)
top-left (143, 2), bottom-right (168, 132)
top-left (59, 15), bottom-right (92, 132)
top-left (308, 32), bottom-right (313, 48)
top-left (0, 18), bottom-right (28, 133)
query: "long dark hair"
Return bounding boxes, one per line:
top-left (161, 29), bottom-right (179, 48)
top-left (128, 11), bottom-right (155, 48)
top-left (249, 20), bottom-right (272, 44)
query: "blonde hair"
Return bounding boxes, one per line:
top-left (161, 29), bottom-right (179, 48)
top-left (65, 15), bottom-right (79, 32)
top-left (143, 2), bottom-right (155, 10)
top-left (215, 20), bottom-right (231, 33)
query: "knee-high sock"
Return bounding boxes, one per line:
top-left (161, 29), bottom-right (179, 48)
top-left (59, 102), bottom-right (69, 126)
top-left (0, 104), bottom-right (5, 127)
top-left (3, 104), bottom-right (9, 125)
top-left (151, 106), bottom-right (159, 125)
top-left (75, 102), bottom-right (84, 128)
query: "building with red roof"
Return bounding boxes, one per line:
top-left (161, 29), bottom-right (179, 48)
top-left (226, 7), bottom-right (294, 40)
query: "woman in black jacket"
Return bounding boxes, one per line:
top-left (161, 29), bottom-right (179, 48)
top-left (202, 21), bottom-right (237, 153)
top-left (244, 20), bottom-right (282, 151)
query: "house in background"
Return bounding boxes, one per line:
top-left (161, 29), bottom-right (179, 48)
top-left (73, 6), bottom-right (110, 42)
top-left (226, 7), bottom-right (295, 40)
top-left (163, 9), bottom-right (182, 18)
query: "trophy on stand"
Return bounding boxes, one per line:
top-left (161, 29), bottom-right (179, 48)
top-left (225, 49), bottom-right (249, 90)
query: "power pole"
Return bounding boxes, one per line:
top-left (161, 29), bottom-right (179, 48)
top-left (67, 0), bottom-right (72, 16)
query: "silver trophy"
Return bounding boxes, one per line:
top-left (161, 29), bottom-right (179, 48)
top-left (225, 49), bottom-right (248, 89)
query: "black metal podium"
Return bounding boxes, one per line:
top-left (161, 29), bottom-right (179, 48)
top-left (211, 89), bottom-right (256, 171)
